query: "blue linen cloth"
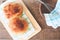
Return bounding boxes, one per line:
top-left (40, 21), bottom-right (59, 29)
top-left (44, 0), bottom-right (60, 28)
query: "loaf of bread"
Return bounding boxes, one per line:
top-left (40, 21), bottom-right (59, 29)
top-left (9, 17), bottom-right (28, 34)
top-left (3, 2), bottom-right (23, 19)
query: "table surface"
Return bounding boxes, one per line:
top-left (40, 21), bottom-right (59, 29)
top-left (0, 0), bottom-right (60, 40)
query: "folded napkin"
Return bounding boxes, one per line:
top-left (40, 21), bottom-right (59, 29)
top-left (44, 0), bottom-right (60, 29)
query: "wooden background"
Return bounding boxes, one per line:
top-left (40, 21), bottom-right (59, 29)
top-left (1, 0), bottom-right (60, 40)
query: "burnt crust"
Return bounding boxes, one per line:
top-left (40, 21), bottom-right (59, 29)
top-left (3, 3), bottom-right (23, 18)
top-left (9, 17), bottom-right (28, 33)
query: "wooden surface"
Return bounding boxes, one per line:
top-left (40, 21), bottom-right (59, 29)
top-left (0, 0), bottom-right (60, 40)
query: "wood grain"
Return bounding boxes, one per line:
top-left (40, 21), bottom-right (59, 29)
top-left (0, 22), bottom-right (12, 40)
top-left (0, 0), bottom-right (60, 40)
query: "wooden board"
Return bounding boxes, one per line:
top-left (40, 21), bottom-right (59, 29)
top-left (0, 0), bottom-right (41, 40)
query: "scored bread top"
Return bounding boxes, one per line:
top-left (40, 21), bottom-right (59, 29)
top-left (3, 2), bottom-right (23, 19)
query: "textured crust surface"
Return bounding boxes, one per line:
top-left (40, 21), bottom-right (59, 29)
top-left (9, 17), bottom-right (28, 34)
top-left (3, 3), bottom-right (23, 19)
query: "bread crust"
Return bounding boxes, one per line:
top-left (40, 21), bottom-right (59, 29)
top-left (4, 3), bottom-right (23, 19)
top-left (9, 17), bottom-right (28, 34)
